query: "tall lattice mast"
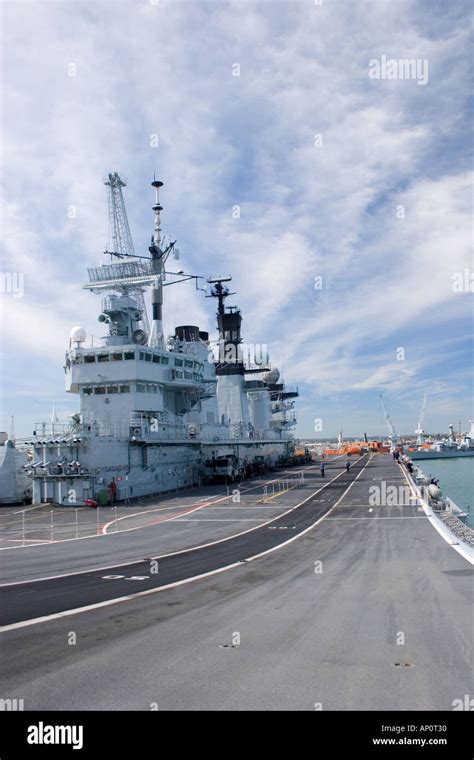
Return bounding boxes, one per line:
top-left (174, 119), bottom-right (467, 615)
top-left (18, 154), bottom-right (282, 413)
top-left (104, 172), bottom-right (135, 258)
top-left (103, 173), bottom-right (149, 334)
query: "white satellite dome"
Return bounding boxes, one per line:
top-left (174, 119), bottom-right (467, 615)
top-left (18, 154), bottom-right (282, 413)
top-left (70, 326), bottom-right (86, 343)
top-left (264, 367), bottom-right (280, 384)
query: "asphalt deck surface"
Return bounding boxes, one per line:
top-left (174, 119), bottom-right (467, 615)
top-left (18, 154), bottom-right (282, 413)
top-left (0, 454), bottom-right (472, 710)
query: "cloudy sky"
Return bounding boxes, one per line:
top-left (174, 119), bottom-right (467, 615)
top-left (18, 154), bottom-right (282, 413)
top-left (1, 0), bottom-right (472, 439)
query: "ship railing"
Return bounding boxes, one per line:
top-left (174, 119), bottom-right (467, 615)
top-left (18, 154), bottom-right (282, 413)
top-left (445, 496), bottom-right (469, 517)
top-left (29, 423), bottom-right (78, 439)
top-left (129, 422), bottom-right (272, 443)
top-left (132, 426), bottom-right (193, 442)
top-left (68, 335), bottom-right (107, 349)
top-left (200, 425), bottom-right (274, 442)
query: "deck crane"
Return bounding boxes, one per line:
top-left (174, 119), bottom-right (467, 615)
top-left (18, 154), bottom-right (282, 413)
top-left (379, 394), bottom-right (399, 449)
top-left (415, 392), bottom-right (427, 447)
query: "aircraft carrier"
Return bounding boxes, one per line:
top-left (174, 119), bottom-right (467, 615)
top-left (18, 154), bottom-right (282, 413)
top-left (0, 174), bottom-right (472, 713)
top-left (0, 451), bottom-right (472, 710)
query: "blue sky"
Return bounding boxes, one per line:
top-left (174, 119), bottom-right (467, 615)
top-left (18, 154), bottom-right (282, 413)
top-left (0, 0), bottom-right (472, 439)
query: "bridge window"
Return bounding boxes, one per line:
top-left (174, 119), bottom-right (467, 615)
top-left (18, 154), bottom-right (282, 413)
top-left (175, 370), bottom-right (183, 379)
top-left (97, 354), bottom-right (109, 362)
top-left (107, 386), bottom-right (119, 394)
top-left (84, 355), bottom-right (96, 363)
top-left (111, 352), bottom-right (123, 361)
top-left (83, 387), bottom-right (93, 395)
top-left (184, 371), bottom-right (192, 380)
top-left (137, 383), bottom-right (146, 393)
top-left (161, 356), bottom-right (169, 365)
top-left (124, 351), bottom-right (135, 360)
top-left (119, 385), bottom-right (130, 393)
top-left (175, 358), bottom-right (183, 367)
top-left (152, 355), bottom-right (161, 364)
top-left (144, 354), bottom-right (152, 362)
top-left (184, 359), bottom-right (193, 368)
top-left (94, 387), bottom-right (106, 394)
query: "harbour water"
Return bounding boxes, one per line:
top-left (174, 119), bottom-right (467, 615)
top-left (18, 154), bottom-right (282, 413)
top-left (420, 457), bottom-right (474, 527)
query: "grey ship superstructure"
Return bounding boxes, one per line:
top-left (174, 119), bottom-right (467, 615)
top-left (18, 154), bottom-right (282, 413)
top-left (26, 174), bottom-right (298, 505)
top-left (0, 433), bottom-right (31, 505)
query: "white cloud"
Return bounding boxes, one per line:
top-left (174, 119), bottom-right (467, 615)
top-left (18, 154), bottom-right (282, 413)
top-left (1, 0), bottom-right (471, 436)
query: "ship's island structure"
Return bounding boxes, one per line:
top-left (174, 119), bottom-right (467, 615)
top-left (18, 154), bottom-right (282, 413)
top-left (24, 174), bottom-right (300, 505)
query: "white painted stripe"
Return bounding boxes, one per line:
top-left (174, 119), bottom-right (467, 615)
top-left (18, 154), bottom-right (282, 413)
top-left (0, 458), bottom-right (359, 587)
top-left (172, 518), bottom-right (269, 523)
top-left (325, 516), bottom-right (427, 520)
top-left (400, 467), bottom-right (474, 565)
top-left (0, 564), bottom-right (245, 632)
top-left (99, 466), bottom-right (322, 535)
top-left (242, 454), bottom-right (373, 565)
top-left (0, 458), bottom-right (369, 625)
top-left (0, 467), bottom-right (320, 553)
top-left (186, 505), bottom-right (291, 510)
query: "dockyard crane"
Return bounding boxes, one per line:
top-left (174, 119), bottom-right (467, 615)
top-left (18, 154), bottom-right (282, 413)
top-left (379, 394), bottom-right (399, 448)
top-left (415, 391), bottom-right (427, 447)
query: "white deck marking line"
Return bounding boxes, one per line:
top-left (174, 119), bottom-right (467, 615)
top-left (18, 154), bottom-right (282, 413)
top-left (243, 454), bottom-right (373, 564)
top-left (0, 466), bottom-right (321, 552)
top-left (0, 460), bottom-right (359, 587)
top-left (0, 537), bottom-right (48, 544)
top-left (325, 516), bottom-right (427, 520)
top-left (400, 466), bottom-right (474, 565)
top-left (0, 457), bottom-right (371, 629)
top-left (172, 518), bottom-right (269, 522)
top-left (180, 505), bottom-right (291, 510)
top-left (0, 457), bottom-right (367, 595)
top-left (99, 465), bottom-right (324, 535)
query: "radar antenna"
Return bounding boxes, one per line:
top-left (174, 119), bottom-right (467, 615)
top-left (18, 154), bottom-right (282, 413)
top-left (206, 276), bottom-right (235, 315)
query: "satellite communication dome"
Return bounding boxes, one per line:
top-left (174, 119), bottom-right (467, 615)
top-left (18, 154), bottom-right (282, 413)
top-left (264, 367), bottom-right (280, 384)
top-left (70, 326), bottom-right (86, 344)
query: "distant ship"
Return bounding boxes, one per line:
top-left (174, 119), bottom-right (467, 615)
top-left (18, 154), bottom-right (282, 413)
top-left (408, 423), bottom-right (474, 460)
top-left (13, 173), bottom-right (300, 506)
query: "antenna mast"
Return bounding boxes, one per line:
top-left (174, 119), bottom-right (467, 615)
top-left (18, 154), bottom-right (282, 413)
top-left (103, 173), bottom-right (149, 334)
top-left (148, 178), bottom-right (165, 347)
